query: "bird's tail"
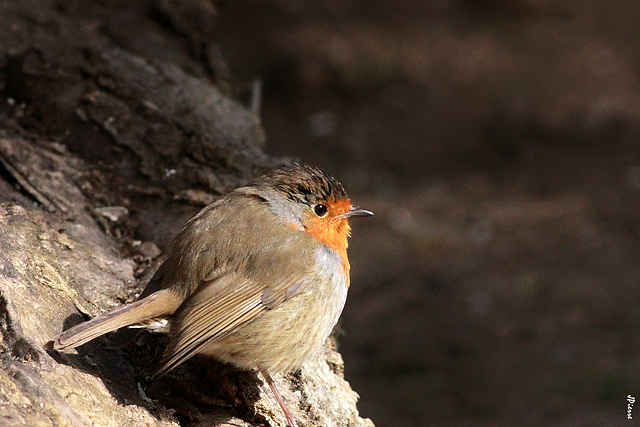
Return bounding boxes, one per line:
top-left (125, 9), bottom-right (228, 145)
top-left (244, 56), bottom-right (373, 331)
top-left (53, 289), bottom-right (181, 350)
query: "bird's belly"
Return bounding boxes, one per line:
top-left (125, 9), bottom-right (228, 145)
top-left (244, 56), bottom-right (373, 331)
top-left (202, 249), bottom-right (348, 373)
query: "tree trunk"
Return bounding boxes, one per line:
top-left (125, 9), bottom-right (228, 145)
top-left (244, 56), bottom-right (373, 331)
top-left (0, 1), bottom-right (373, 426)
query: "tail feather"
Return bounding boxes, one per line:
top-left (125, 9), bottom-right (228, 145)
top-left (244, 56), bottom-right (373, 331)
top-left (54, 289), bottom-right (181, 350)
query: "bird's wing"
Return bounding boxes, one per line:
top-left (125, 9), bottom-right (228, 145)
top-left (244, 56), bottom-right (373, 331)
top-left (154, 270), bottom-right (308, 377)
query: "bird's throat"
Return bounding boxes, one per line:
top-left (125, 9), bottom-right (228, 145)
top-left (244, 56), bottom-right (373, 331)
top-left (306, 221), bottom-right (352, 287)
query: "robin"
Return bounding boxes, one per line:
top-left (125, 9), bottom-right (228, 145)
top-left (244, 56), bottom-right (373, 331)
top-left (54, 164), bottom-right (372, 427)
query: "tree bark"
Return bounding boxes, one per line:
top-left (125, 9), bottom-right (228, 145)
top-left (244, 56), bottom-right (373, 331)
top-left (0, 1), bottom-right (373, 426)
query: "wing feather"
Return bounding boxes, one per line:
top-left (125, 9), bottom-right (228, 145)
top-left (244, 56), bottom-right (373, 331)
top-left (154, 271), bottom-right (308, 377)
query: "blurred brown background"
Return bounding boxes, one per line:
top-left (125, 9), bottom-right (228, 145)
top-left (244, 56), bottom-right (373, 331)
top-left (217, 1), bottom-right (640, 426)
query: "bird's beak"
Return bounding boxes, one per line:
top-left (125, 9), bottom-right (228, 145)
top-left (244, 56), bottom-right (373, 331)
top-left (339, 207), bottom-right (374, 219)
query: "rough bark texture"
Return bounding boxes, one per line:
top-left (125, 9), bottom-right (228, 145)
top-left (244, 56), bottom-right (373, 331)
top-left (0, 1), bottom-right (373, 426)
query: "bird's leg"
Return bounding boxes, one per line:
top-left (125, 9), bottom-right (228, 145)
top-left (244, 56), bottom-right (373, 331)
top-left (261, 370), bottom-right (299, 427)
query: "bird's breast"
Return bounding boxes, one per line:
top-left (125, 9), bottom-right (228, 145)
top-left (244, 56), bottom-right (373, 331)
top-left (312, 243), bottom-right (349, 289)
top-left (205, 244), bottom-right (349, 374)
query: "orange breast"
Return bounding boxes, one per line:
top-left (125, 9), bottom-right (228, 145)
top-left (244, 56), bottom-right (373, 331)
top-left (305, 217), bottom-right (352, 287)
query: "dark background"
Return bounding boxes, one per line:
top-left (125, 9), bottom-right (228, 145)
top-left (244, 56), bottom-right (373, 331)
top-left (217, 1), bottom-right (640, 426)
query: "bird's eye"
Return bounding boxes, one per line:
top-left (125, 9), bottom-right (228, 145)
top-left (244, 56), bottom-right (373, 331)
top-left (313, 204), bottom-right (328, 217)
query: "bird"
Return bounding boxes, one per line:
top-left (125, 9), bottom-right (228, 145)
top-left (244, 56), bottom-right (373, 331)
top-left (53, 164), bottom-right (372, 427)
